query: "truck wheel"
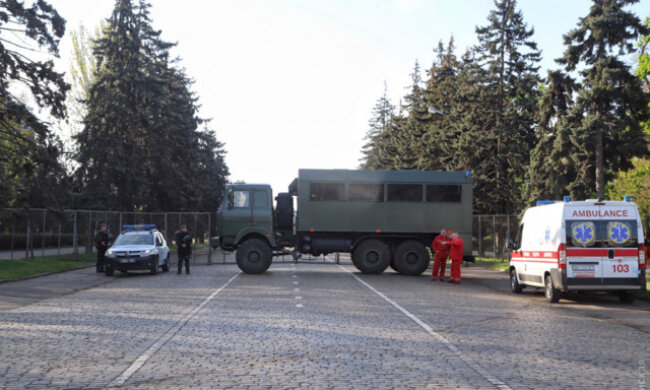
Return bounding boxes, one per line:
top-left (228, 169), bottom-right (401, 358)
top-left (162, 255), bottom-right (170, 272)
top-left (352, 239), bottom-right (390, 274)
top-left (237, 238), bottom-right (272, 274)
top-left (618, 291), bottom-right (635, 304)
top-left (510, 269), bottom-right (523, 294)
top-left (544, 274), bottom-right (560, 303)
top-left (393, 241), bottom-right (429, 276)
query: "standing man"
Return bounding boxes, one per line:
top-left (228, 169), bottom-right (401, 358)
top-left (94, 223), bottom-right (110, 273)
top-left (431, 229), bottom-right (450, 281)
top-left (448, 233), bottom-right (464, 284)
top-left (175, 224), bottom-right (192, 275)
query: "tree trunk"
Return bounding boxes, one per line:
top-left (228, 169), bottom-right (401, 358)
top-left (595, 128), bottom-right (604, 199)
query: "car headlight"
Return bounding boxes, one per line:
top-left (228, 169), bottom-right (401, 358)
top-left (106, 250), bottom-right (115, 256)
top-left (143, 249), bottom-right (158, 255)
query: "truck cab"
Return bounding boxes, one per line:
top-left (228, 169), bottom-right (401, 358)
top-left (217, 184), bottom-right (275, 251)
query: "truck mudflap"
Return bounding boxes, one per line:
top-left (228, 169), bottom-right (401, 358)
top-left (550, 268), bottom-right (565, 292)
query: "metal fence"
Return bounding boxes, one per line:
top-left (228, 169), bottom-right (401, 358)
top-left (0, 208), bottom-right (214, 263)
top-left (472, 214), bottom-right (519, 259)
top-left (1, 208), bottom-right (518, 263)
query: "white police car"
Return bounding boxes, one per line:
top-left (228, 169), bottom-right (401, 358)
top-left (104, 225), bottom-right (171, 276)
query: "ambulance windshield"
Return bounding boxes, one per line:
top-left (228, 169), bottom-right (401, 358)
top-left (566, 220), bottom-right (638, 248)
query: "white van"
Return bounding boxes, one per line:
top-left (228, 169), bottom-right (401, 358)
top-left (509, 199), bottom-right (647, 303)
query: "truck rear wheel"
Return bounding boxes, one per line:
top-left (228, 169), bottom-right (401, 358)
top-left (393, 240), bottom-right (429, 276)
top-left (237, 238), bottom-right (272, 274)
top-left (352, 239), bottom-right (390, 274)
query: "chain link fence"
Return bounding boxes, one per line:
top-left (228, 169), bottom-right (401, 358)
top-left (0, 208), bottom-right (214, 263)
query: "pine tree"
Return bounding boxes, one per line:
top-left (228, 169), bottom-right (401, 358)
top-left (0, 0), bottom-right (69, 209)
top-left (472, 0), bottom-right (542, 213)
top-left (75, 0), bottom-right (228, 211)
top-left (558, 0), bottom-right (649, 199)
top-left (360, 82), bottom-right (395, 169)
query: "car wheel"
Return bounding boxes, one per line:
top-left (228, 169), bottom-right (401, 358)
top-left (236, 238), bottom-right (273, 274)
top-left (150, 259), bottom-right (158, 275)
top-left (618, 291), bottom-right (635, 304)
top-left (544, 274), bottom-right (560, 303)
top-left (510, 269), bottom-right (523, 294)
top-left (393, 240), bottom-right (429, 276)
top-left (162, 255), bottom-right (170, 272)
top-left (352, 239), bottom-right (390, 274)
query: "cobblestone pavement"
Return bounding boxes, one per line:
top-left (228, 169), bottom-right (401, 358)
top-left (0, 258), bottom-right (648, 389)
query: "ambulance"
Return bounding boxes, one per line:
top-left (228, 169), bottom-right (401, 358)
top-left (509, 198), bottom-right (647, 303)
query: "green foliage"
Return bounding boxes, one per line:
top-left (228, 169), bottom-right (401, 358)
top-left (636, 17), bottom-right (650, 134)
top-left (0, 0), bottom-right (69, 209)
top-left (0, 254), bottom-right (94, 281)
top-left (74, 0), bottom-right (228, 211)
top-left (607, 157), bottom-right (650, 227)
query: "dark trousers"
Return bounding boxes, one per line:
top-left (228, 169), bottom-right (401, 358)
top-left (178, 254), bottom-right (190, 273)
top-left (96, 248), bottom-right (106, 271)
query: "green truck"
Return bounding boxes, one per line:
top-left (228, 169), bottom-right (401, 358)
top-left (212, 169), bottom-right (473, 275)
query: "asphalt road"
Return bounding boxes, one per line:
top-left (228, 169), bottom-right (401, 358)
top-left (0, 257), bottom-right (648, 389)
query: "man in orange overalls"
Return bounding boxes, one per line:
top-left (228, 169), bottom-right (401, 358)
top-left (448, 233), bottom-right (464, 284)
top-left (431, 229), bottom-right (449, 281)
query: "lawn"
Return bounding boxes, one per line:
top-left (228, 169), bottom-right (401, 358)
top-left (0, 253), bottom-right (95, 281)
top-left (472, 257), bottom-right (510, 271)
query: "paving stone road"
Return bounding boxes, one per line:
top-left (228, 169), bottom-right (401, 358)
top-left (0, 256), bottom-right (648, 389)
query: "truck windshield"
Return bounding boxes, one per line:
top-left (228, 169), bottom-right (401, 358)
top-left (566, 220), bottom-right (638, 248)
top-left (114, 234), bottom-right (154, 246)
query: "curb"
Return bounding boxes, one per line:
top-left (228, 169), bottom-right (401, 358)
top-left (0, 264), bottom-right (94, 284)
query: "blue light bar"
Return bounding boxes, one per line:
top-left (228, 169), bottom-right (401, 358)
top-left (563, 196), bottom-right (571, 202)
top-left (624, 195), bottom-right (631, 202)
top-left (122, 224), bottom-right (157, 230)
top-left (536, 200), bottom-right (556, 206)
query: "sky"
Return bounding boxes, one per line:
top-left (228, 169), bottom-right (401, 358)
top-left (47, 0), bottom-right (649, 196)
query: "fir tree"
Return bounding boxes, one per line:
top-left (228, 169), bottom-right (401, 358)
top-left (558, 0), bottom-right (649, 199)
top-left (360, 81), bottom-right (395, 169)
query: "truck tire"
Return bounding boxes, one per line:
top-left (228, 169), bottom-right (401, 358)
top-left (544, 274), bottom-right (560, 303)
top-left (393, 240), bottom-right (429, 276)
top-left (352, 239), bottom-right (390, 274)
top-left (510, 268), bottom-right (523, 294)
top-left (237, 238), bottom-right (273, 274)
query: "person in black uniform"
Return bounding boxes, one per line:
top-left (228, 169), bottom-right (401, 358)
top-left (94, 223), bottom-right (111, 273)
top-left (175, 224), bottom-right (192, 274)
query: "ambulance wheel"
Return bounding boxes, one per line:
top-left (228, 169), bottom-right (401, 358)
top-left (544, 274), bottom-right (560, 303)
top-left (352, 239), bottom-right (390, 274)
top-left (393, 240), bottom-right (429, 276)
top-left (618, 291), bottom-right (635, 304)
top-left (237, 238), bottom-right (272, 274)
top-left (510, 269), bottom-right (523, 294)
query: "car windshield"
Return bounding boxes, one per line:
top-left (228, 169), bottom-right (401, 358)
top-left (113, 234), bottom-right (154, 246)
top-left (566, 219), bottom-right (638, 248)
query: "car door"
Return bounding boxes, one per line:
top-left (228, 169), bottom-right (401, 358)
top-left (157, 233), bottom-right (169, 263)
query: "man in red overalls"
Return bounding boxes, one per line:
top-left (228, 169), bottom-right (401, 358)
top-left (431, 229), bottom-right (449, 281)
top-left (448, 233), bottom-right (464, 284)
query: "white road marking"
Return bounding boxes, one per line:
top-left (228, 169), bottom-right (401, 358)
top-left (292, 274), bottom-right (297, 278)
top-left (294, 288), bottom-right (300, 292)
top-left (295, 296), bottom-right (302, 300)
top-left (293, 281), bottom-right (299, 285)
top-left (296, 304), bottom-right (303, 308)
top-left (107, 272), bottom-right (240, 388)
top-left (328, 259), bottom-right (511, 390)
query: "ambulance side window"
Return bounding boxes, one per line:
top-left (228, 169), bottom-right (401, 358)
top-left (514, 224), bottom-right (523, 249)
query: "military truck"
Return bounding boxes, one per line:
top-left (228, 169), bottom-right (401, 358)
top-left (212, 169), bottom-right (473, 275)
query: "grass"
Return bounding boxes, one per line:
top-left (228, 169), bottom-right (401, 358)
top-left (472, 257), bottom-right (510, 271)
top-left (0, 253), bottom-right (95, 281)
